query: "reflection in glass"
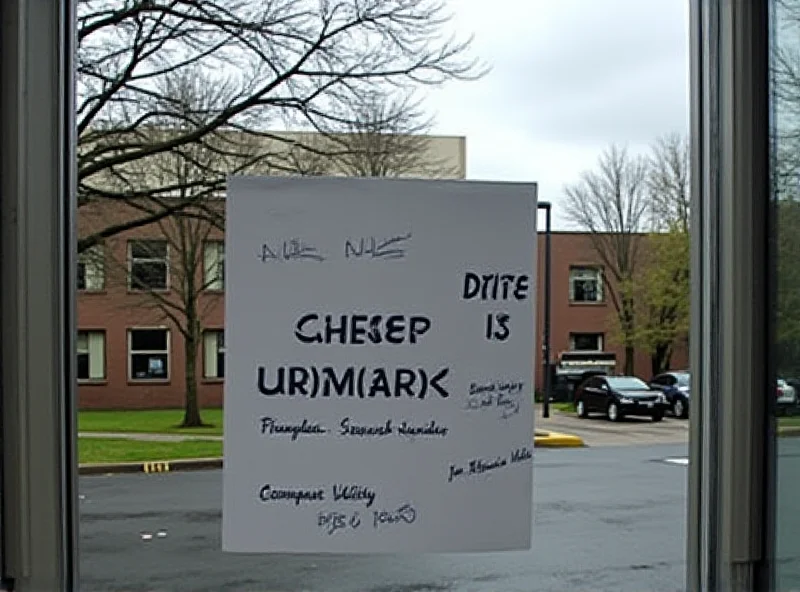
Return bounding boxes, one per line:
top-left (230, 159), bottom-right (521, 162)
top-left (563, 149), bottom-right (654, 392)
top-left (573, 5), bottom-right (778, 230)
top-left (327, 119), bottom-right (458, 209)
top-left (773, 0), bottom-right (800, 587)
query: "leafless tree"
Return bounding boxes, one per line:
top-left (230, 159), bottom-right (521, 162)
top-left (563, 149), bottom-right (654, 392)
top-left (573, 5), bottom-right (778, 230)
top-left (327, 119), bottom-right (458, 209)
top-left (563, 144), bottom-right (650, 375)
top-left (103, 75), bottom-right (258, 428)
top-left (77, 0), bottom-right (484, 252)
top-left (285, 90), bottom-right (458, 177)
top-left (329, 91), bottom-right (458, 177)
top-left (647, 133), bottom-right (690, 233)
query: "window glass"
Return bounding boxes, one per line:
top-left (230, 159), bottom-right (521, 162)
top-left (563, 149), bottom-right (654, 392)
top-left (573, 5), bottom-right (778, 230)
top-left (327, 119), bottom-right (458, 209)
top-left (129, 240), bottom-right (168, 290)
top-left (77, 245), bottom-right (105, 291)
top-left (77, 330), bottom-right (105, 380)
top-left (204, 241), bottom-right (225, 291)
top-left (204, 329), bottom-right (225, 378)
top-left (75, 2), bottom-right (688, 590)
top-left (772, 2), bottom-right (800, 585)
top-left (605, 376), bottom-right (649, 391)
top-left (128, 328), bottom-right (169, 380)
top-left (569, 332), bottom-right (603, 351)
top-left (569, 266), bottom-right (604, 302)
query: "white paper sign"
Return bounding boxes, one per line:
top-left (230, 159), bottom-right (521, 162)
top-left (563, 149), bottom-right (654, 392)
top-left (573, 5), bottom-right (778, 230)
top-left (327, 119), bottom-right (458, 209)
top-left (222, 176), bottom-right (537, 554)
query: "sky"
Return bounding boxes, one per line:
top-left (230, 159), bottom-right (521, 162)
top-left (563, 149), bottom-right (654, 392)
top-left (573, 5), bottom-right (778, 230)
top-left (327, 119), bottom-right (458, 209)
top-left (425, 0), bottom-right (691, 229)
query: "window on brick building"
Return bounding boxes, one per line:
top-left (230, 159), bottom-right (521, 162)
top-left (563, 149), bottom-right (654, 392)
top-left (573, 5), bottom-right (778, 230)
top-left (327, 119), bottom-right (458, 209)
top-left (569, 266), bottom-right (604, 302)
top-left (569, 332), bottom-right (604, 352)
top-left (204, 330), bottom-right (225, 378)
top-left (77, 330), bottom-right (105, 381)
top-left (77, 245), bottom-right (105, 291)
top-left (128, 328), bottom-right (170, 380)
top-left (129, 240), bottom-right (169, 290)
top-left (203, 241), bottom-right (225, 291)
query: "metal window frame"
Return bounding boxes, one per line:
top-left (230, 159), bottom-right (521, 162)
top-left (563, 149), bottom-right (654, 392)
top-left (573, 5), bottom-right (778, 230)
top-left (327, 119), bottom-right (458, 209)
top-left (688, 0), bottom-right (774, 589)
top-left (0, 0), bottom-right (78, 590)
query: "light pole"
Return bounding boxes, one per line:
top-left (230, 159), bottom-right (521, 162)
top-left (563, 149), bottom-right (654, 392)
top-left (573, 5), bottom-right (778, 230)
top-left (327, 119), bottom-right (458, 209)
top-left (538, 202), bottom-right (552, 419)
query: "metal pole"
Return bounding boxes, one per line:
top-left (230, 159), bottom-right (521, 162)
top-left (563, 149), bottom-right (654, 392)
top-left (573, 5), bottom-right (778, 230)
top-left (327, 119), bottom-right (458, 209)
top-left (538, 202), bottom-right (552, 419)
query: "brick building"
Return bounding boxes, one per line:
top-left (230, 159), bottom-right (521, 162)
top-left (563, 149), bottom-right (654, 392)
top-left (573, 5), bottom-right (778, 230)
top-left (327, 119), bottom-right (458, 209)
top-left (77, 221), bottom-right (689, 410)
top-left (76, 131), bottom-right (687, 409)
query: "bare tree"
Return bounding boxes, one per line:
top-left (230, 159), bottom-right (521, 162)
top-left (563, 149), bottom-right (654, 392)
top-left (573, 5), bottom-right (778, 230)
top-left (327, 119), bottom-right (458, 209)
top-left (619, 133), bottom-right (692, 376)
top-left (329, 91), bottom-right (458, 177)
top-left (563, 145), bottom-right (650, 375)
top-left (102, 76), bottom-right (257, 428)
top-left (647, 133), bottom-right (690, 233)
top-left (77, 0), bottom-right (484, 252)
top-left (283, 90), bottom-right (458, 178)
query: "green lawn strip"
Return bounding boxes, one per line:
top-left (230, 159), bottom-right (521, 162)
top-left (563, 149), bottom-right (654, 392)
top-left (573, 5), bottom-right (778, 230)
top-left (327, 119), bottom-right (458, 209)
top-left (79, 438), bottom-right (222, 465)
top-left (79, 409), bottom-right (223, 436)
top-left (550, 402), bottom-right (575, 413)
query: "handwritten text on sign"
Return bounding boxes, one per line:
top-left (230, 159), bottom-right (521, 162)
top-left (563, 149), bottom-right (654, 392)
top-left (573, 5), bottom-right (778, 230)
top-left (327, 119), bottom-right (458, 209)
top-left (222, 177), bottom-right (537, 554)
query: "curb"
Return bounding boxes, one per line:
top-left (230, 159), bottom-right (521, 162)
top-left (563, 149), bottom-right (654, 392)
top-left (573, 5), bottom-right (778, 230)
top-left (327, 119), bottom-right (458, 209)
top-left (79, 457), bottom-right (222, 476)
top-left (534, 430), bottom-right (585, 448)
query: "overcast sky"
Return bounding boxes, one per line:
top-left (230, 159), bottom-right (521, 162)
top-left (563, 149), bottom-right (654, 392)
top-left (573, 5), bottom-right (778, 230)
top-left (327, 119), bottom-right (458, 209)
top-left (426, 0), bottom-right (690, 229)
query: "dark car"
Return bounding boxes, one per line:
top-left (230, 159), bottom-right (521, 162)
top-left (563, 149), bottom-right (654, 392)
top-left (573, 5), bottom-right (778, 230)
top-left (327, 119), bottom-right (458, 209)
top-left (649, 371), bottom-right (690, 419)
top-left (575, 375), bottom-right (670, 422)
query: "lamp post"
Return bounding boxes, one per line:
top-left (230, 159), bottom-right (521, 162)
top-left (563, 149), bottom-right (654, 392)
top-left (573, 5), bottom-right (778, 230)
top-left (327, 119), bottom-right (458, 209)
top-left (538, 202), bottom-right (552, 419)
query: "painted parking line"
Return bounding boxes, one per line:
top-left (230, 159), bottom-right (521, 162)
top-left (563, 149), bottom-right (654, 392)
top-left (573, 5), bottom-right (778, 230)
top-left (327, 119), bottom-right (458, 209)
top-left (663, 457), bottom-right (689, 466)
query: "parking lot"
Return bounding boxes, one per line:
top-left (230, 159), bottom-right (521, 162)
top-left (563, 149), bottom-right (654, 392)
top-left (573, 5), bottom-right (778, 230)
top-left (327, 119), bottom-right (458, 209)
top-left (536, 406), bottom-right (690, 447)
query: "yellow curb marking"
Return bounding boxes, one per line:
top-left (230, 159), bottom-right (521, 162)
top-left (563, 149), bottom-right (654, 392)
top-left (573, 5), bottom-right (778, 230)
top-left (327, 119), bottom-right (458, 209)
top-left (143, 461), bottom-right (171, 473)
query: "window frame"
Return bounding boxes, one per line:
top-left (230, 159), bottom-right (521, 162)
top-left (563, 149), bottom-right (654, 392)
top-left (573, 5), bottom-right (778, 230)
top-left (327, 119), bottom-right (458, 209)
top-left (568, 332), bottom-right (604, 352)
top-left (128, 239), bottom-right (170, 292)
top-left (203, 240), bottom-right (225, 291)
top-left (77, 244), bottom-right (105, 292)
top-left (76, 329), bottom-right (106, 382)
top-left (203, 329), bottom-right (225, 380)
top-left (127, 327), bottom-right (171, 382)
top-left (568, 265), bottom-right (604, 303)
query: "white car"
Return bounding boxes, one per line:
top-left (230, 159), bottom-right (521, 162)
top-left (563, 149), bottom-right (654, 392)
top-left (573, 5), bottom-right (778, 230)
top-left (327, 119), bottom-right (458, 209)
top-left (777, 379), bottom-right (797, 407)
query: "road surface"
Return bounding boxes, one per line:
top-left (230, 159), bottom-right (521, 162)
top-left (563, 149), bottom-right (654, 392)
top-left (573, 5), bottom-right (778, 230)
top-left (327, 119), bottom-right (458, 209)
top-left (80, 443), bottom-right (689, 592)
top-left (536, 408), bottom-right (689, 447)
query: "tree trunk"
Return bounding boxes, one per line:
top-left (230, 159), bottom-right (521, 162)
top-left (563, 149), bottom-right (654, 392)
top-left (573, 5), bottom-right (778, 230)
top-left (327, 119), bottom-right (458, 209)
top-left (624, 345), bottom-right (635, 376)
top-left (650, 343), bottom-right (673, 377)
top-left (182, 317), bottom-right (204, 427)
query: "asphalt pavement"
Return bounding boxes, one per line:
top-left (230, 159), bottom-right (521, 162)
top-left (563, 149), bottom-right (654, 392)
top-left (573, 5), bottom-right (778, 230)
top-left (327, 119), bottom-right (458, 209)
top-left (536, 409), bottom-right (689, 447)
top-left (80, 443), bottom-right (689, 592)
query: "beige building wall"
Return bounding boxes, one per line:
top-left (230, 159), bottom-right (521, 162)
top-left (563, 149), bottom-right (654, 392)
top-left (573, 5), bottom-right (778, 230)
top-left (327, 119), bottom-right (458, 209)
top-left (78, 130), bottom-right (466, 199)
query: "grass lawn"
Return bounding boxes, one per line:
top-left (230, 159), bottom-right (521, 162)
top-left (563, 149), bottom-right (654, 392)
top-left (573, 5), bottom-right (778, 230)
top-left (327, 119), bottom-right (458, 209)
top-left (79, 438), bottom-right (222, 464)
top-left (779, 417), bottom-right (800, 428)
top-left (79, 409), bottom-right (223, 436)
top-left (551, 402), bottom-right (575, 413)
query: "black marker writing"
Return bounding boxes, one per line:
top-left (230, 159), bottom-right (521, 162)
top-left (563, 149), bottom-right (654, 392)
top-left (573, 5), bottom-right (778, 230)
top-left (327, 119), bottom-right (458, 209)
top-left (332, 484), bottom-right (376, 508)
top-left (259, 239), bottom-right (325, 262)
top-left (462, 272), bottom-right (530, 301)
top-left (259, 417), bottom-right (327, 440)
top-left (318, 510), bottom-right (361, 536)
top-left (373, 503), bottom-right (417, 529)
top-left (256, 365), bottom-right (449, 399)
top-left (258, 484), bottom-right (325, 505)
top-left (294, 313), bottom-right (430, 345)
top-left (345, 233), bottom-right (411, 260)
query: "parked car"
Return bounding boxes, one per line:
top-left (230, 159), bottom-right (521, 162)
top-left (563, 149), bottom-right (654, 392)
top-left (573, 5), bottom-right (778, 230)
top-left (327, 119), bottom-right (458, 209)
top-left (649, 371), bottom-right (690, 419)
top-left (575, 375), bottom-right (670, 422)
top-left (777, 378), bottom-right (798, 414)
